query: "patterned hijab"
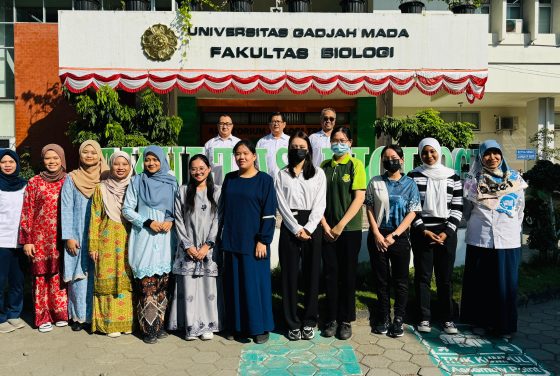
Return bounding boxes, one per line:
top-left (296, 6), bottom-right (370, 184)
top-left (39, 144), bottom-right (67, 183)
top-left (100, 151), bottom-right (133, 223)
top-left (464, 140), bottom-right (527, 217)
top-left (0, 149), bottom-right (27, 192)
top-left (69, 140), bottom-right (109, 198)
top-left (138, 145), bottom-right (177, 213)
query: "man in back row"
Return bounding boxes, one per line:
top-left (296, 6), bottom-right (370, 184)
top-left (256, 112), bottom-right (290, 179)
top-left (309, 108), bottom-right (336, 167)
top-left (204, 114), bottom-right (241, 185)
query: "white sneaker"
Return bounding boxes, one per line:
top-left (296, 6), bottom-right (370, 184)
top-left (185, 335), bottom-right (197, 341)
top-left (443, 321), bottom-right (458, 335)
top-left (123, 331), bottom-right (132, 335)
top-left (417, 321), bottom-right (432, 333)
top-left (0, 322), bottom-right (16, 333)
top-left (7, 318), bottom-right (25, 329)
top-left (55, 321), bottom-right (68, 327)
top-left (38, 322), bottom-right (53, 333)
top-left (200, 332), bottom-right (214, 340)
top-left (107, 332), bottom-right (121, 338)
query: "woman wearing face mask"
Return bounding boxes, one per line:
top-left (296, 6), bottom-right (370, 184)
top-left (461, 140), bottom-right (527, 338)
top-left (319, 126), bottom-right (366, 340)
top-left (365, 145), bottom-right (421, 338)
top-left (220, 140), bottom-right (277, 344)
top-left (168, 154), bottom-right (223, 341)
top-left (275, 131), bottom-right (326, 341)
top-left (0, 149), bottom-right (27, 334)
top-left (88, 151), bottom-right (134, 338)
top-left (122, 146), bottom-right (178, 344)
top-left (62, 140), bottom-right (109, 332)
top-left (407, 138), bottom-right (463, 335)
top-left (20, 144), bottom-right (69, 333)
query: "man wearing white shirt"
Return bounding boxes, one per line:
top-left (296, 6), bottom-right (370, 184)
top-left (309, 108), bottom-right (336, 166)
top-left (256, 112), bottom-right (290, 178)
top-left (204, 114), bottom-right (241, 185)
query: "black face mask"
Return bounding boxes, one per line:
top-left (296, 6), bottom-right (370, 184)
top-left (288, 149), bottom-right (308, 165)
top-left (383, 159), bottom-right (401, 173)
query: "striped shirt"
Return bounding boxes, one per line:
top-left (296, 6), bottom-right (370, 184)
top-left (406, 171), bottom-right (463, 236)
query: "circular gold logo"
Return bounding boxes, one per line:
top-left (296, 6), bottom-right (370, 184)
top-left (141, 24), bottom-right (178, 61)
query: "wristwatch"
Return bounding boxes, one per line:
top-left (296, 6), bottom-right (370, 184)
top-left (391, 232), bottom-right (399, 239)
top-left (204, 241), bottom-right (215, 248)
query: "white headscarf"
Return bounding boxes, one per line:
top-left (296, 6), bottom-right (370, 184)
top-left (412, 138), bottom-right (456, 219)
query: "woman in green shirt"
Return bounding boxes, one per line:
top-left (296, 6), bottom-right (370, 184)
top-left (320, 126), bottom-right (366, 340)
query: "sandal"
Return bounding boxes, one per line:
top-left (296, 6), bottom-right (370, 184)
top-left (38, 322), bottom-right (53, 333)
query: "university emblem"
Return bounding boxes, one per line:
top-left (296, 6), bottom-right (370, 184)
top-left (141, 24), bottom-right (178, 61)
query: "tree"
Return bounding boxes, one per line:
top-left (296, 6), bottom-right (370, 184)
top-left (66, 86), bottom-right (182, 147)
top-left (373, 108), bottom-right (476, 149)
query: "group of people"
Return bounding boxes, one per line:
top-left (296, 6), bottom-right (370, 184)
top-left (0, 108), bottom-right (527, 346)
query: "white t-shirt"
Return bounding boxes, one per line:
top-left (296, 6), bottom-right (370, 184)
top-left (0, 187), bottom-right (25, 248)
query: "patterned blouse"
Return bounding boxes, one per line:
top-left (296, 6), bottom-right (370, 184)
top-left (19, 175), bottom-right (66, 275)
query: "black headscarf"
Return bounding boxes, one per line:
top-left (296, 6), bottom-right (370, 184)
top-left (0, 149), bottom-right (27, 192)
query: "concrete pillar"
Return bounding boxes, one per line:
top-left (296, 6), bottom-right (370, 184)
top-left (526, 97), bottom-right (555, 162)
top-left (523, 0), bottom-right (538, 41)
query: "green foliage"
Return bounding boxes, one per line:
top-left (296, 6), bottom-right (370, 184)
top-left (19, 151), bottom-right (37, 180)
top-left (66, 86), bottom-right (182, 148)
top-left (529, 127), bottom-right (560, 161)
top-left (373, 108), bottom-right (475, 149)
top-left (176, 1), bottom-right (225, 59)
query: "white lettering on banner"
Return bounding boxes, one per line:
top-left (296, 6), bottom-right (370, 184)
top-left (102, 146), bottom-right (476, 184)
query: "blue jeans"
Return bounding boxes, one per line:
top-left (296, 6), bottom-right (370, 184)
top-left (0, 247), bottom-right (26, 323)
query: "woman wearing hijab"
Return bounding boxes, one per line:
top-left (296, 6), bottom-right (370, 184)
top-left (408, 138), bottom-right (463, 335)
top-left (366, 144), bottom-right (421, 338)
top-left (275, 132), bottom-right (326, 341)
top-left (0, 149), bottom-right (27, 334)
top-left (62, 140), bottom-right (109, 332)
top-left (220, 140), bottom-right (277, 344)
top-left (89, 151), bottom-right (134, 337)
top-left (168, 154), bottom-right (223, 341)
top-left (122, 145), bottom-right (178, 344)
top-left (461, 140), bottom-right (527, 338)
top-left (20, 144), bottom-right (68, 332)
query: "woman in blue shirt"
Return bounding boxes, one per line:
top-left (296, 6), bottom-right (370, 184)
top-left (220, 140), bottom-right (277, 344)
top-left (122, 146), bottom-right (178, 344)
top-left (365, 145), bottom-right (421, 337)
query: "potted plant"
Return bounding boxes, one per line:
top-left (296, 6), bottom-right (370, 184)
top-left (448, 0), bottom-right (481, 14)
top-left (398, 0), bottom-right (425, 13)
top-left (229, 0), bottom-right (253, 12)
top-left (287, 0), bottom-right (310, 12)
top-left (340, 0), bottom-right (367, 13)
top-left (74, 0), bottom-right (100, 10)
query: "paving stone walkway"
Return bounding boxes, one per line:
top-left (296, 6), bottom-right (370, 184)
top-left (0, 300), bottom-right (557, 375)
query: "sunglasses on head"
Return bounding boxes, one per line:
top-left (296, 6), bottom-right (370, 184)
top-left (323, 117), bottom-right (336, 122)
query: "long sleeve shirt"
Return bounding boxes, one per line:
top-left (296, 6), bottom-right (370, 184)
top-left (256, 133), bottom-right (290, 179)
top-left (275, 167), bottom-right (326, 235)
top-left (0, 187), bottom-right (25, 248)
top-left (219, 171), bottom-right (277, 255)
top-left (309, 130), bottom-right (331, 167)
top-left (172, 186), bottom-right (220, 276)
top-left (407, 171), bottom-right (463, 237)
top-left (204, 135), bottom-right (241, 186)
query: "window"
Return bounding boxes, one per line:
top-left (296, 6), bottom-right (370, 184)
top-left (555, 112), bottom-right (560, 131)
top-left (539, 0), bottom-right (552, 34)
top-left (480, 0), bottom-right (490, 32)
top-left (440, 111), bottom-right (481, 131)
top-left (46, 0), bottom-right (72, 23)
top-left (507, 0), bottom-right (522, 19)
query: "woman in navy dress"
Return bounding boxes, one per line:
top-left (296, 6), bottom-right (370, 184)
top-left (219, 140), bottom-right (277, 344)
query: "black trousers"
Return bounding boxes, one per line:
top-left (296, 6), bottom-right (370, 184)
top-left (368, 229), bottom-right (411, 321)
top-left (279, 210), bottom-right (321, 330)
top-left (411, 225), bottom-right (456, 323)
top-left (322, 230), bottom-right (362, 324)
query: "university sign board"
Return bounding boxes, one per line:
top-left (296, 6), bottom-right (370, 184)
top-left (101, 146), bottom-right (476, 184)
top-left (58, 11), bottom-right (488, 102)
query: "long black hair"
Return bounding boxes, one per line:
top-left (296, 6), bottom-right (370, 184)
top-left (381, 144), bottom-right (404, 159)
top-left (287, 131), bottom-right (316, 180)
top-left (185, 154), bottom-right (217, 214)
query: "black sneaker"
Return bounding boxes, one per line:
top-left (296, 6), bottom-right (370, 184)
top-left (322, 321), bottom-right (337, 338)
top-left (389, 316), bottom-right (404, 337)
top-left (71, 321), bottom-right (85, 332)
top-left (157, 329), bottom-right (169, 339)
top-left (143, 334), bottom-right (157, 344)
top-left (253, 332), bottom-right (269, 344)
top-left (373, 317), bottom-right (390, 335)
top-left (301, 326), bottom-right (315, 340)
top-left (338, 322), bottom-right (352, 340)
top-left (287, 328), bottom-right (301, 341)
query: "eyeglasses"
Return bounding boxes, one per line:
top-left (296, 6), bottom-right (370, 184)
top-left (218, 122), bottom-right (233, 127)
top-left (190, 167), bottom-right (208, 173)
top-left (323, 117), bottom-right (336, 122)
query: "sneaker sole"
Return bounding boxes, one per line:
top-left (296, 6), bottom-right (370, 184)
top-left (8, 321), bottom-right (25, 329)
top-left (0, 328), bottom-right (16, 333)
top-left (38, 326), bottom-right (53, 333)
top-left (444, 329), bottom-right (458, 335)
top-left (417, 327), bottom-right (432, 333)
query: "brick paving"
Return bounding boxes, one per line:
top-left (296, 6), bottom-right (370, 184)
top-left (0, 300), bottom-right (557, 375)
